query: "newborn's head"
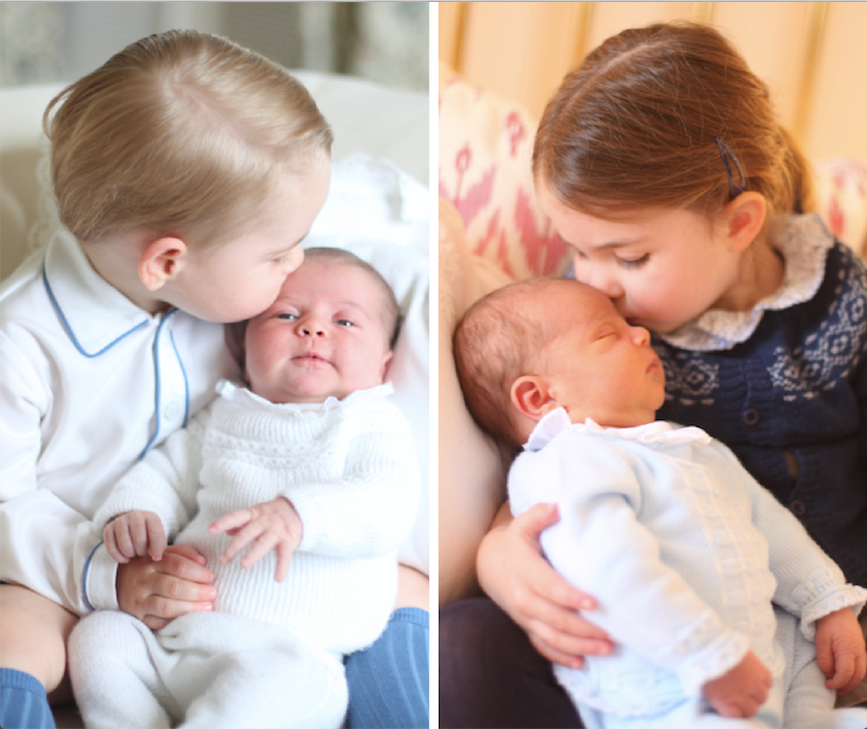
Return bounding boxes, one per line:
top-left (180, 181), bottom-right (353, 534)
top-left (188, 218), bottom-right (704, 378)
top-left (244, 248), bottom-right (398, 404)
top-left (455, 278), bottom-right (665, 448)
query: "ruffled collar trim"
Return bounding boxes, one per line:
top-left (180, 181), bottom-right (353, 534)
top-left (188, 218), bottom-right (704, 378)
top-left (525, 408), bottom-right (711, 451)
top-left (216, 379), bottom-right (394, 415)
top-left (658, 213), bottom-right (834, 352)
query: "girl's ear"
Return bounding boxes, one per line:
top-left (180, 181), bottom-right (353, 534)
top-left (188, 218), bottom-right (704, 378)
top-left (724, 192), bottom-right (767, 252)
top-left (139, 236), bottom-right (188, 291)
top-left (511, 375), bottom-right (558, 422)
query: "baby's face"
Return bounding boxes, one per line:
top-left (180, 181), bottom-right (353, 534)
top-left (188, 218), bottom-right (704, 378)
top-left (244, 259), bottom-right (393, 404)
top-left (535, 282), bottom-right (665, 428)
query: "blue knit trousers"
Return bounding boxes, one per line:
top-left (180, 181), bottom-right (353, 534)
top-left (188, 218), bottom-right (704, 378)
top-left (345, 607), bottom-right (429, 728)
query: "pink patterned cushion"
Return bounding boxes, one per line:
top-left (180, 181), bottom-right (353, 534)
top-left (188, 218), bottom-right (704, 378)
top-left (438, 64), bottom-right (569, 280)
top-left (440, 64), bottom-right (867, 276)
top-left (815, 157), bottom-right (867, 261)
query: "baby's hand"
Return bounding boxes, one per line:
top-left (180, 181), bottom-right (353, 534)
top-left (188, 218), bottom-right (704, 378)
top-left (208, 497), bottom-right (303, 582)
top-left (104, 510), bottom-right (167, 563)
top-left (702, 650), bottom-right (772, 718)
top-left (815, 607), bottom-right (867, 696)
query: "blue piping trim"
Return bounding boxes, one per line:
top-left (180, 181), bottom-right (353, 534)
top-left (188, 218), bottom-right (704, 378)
top-left (169, 329), bottom-right (190, 427)
top-left (82, 541), bottom-right (103, 612)
top-left (42, 261), bottom-right (148, 357)
top-left (140, 312), bottom-right (170, 459)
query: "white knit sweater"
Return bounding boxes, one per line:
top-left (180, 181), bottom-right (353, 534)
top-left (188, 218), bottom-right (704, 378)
top-left (93, 380), bottom-right (420, 655)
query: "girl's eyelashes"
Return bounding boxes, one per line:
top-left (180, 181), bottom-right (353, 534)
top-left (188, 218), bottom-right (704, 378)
top-left (616, 253), bottom-right (650, 269)
top-left (571, 247), bottom-right (649, 269)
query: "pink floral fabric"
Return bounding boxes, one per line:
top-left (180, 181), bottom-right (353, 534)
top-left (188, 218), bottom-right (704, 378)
top-left (815, 157), bottom-right (867, 261)
top-left (439, 64), bottom-right (867, 279)
top-left (438, 64), bottom-right (569, 281)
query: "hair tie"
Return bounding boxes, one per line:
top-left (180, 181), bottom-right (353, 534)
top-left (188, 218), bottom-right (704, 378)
top-left (714, 136), bottom-right (745, 198)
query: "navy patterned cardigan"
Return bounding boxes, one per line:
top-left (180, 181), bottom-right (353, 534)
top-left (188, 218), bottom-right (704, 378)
top-left (655, 239), bottom-right (867, 587)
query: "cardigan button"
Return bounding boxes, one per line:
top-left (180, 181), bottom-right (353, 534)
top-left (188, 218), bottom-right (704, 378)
top-left (742, 408), bottom-right (760, 426)
top-left (164, 400), bottom-right (182, 421)
top-left (790, 500), bottom-right (806, 516)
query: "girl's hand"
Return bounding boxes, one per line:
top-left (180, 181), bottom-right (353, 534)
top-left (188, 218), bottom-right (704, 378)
top-left (208, 497), bottom-right (303, 582)
top-left (476, 501), bottom-right (612, 668)
top-left (816, 607), bottom-right (867, 695)
top-left (702, 650), bottom-right (772, 718)
top-left (104, 510), bottom-right (166, 563)
top-left (116, 544), bottom-right (216, 630)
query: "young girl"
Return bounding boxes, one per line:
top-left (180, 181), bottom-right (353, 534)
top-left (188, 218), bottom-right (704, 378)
top-left (440, 21), bottom-right (867, 727)
top-left (0, 31), bottom-right (424, 729)
top-left (453, 277), bottom-right (866, 728)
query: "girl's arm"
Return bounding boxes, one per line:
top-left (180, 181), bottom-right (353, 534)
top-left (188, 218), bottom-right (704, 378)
top-left (476, 501), bottom-right (611, 668)
top-left (737, 447), bottom-right (867, 631)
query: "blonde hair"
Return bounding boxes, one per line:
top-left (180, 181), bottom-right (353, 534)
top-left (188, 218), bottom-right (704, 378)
top-left (534, 22), bottom-right (814, 222)
top-left (453, 279), bottom-right (564, 448)
top-left (45, 29), bottom-right (333, 247)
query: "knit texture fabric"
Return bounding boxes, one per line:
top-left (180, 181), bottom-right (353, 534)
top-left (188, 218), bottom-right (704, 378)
top-left (509, 412), bottom-right (866, 719)
top-left (654, 214), bottom-right (867, 587)
top-left (92, 381), bottom-right (420, 654)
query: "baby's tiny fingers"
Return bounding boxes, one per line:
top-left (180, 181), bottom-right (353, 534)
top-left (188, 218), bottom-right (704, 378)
top-left (240, 531), bottom-right (279, 570)
top-left (209, 508), bottom-right (253, 535)
top-left (104, 533), bottom-right (129, 564)
top-left (129, 518), bottom-right (151, 557)
top-left (220, 521), bottom-right (264, 564)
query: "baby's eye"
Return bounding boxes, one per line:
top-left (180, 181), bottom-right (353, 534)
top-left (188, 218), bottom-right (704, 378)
top-left (336, 319), bottom-right (355, 328)
top-left (617, 254), bottom-right (649, 269)
top-left (277, 313), bottom-right (298, 321)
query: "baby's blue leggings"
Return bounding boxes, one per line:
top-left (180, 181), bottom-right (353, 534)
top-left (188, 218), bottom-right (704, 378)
top-left (345, 607), bottom-right (430, 728)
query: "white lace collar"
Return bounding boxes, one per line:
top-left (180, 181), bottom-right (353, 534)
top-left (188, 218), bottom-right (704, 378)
top-left (658, 213), bottom-right (834, 352)
top-left (524, 408), bottom-right (711, 452)
top-left (216, 379), bottom-right (394, 414)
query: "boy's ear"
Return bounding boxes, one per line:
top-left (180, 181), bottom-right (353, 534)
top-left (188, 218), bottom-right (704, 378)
top-left (724, 192), bottom-right (767, 252)
top-left (139, 236), bottom-right (188, 291)
top-left (511, 375), bottom-right (558, 422)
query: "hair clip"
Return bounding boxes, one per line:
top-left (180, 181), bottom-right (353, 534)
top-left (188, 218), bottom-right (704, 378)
top-left (714, 136), bottom-right (745, 198)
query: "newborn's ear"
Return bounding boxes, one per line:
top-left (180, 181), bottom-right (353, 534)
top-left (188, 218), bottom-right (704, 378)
top-left (511, 376), bottom-right (557, 422)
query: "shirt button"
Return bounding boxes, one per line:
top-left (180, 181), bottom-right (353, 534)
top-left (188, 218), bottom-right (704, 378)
top-left (790, 500), bottom-right (806, 516)
top-left (164, 401), bottom-right (182, 421)
top-left (742, 408), bottom-right (760, 426)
